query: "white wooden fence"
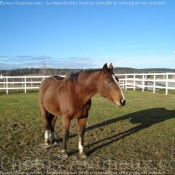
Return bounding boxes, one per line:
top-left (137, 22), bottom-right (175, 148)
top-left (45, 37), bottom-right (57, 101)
top-left (0, 73), bottom-right (175, 95)
top-left (117, 73), bottom-right (175, 95)
top-left (0, 75), bottom-right (50, 94)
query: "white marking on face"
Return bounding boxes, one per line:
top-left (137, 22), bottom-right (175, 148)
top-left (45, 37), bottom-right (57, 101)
top-left (112, 75), bottom-right (125, 100)
top-left (78, 141), bottom-right (83, 153)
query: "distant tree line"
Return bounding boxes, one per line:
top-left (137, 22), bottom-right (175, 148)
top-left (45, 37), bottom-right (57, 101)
top-left (0, 67), bottom-right (175, 76)
top-left (0, 68), bottom-right (83, 76)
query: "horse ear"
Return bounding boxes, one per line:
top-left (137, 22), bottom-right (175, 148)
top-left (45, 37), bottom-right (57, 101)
top-left (103, 63), bottom-right (108, 73)
top-left (109, 63), bottom-right (113, 70)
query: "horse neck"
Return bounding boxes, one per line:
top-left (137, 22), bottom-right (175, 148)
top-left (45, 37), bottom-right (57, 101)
top-left (78, 70), bottom-right (101, 102)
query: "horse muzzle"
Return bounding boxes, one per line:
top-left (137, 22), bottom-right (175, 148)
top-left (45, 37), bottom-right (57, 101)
top-left (120, 98), bottom-right (126, 106)
top-left (114, 98), bottom-right (126, 107)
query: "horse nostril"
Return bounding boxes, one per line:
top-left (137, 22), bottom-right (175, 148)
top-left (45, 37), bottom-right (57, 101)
top-left (120, 99), bottom-right (126, 106)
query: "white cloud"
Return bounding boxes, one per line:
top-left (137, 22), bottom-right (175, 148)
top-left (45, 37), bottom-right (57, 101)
top-left (0, 56), bottom-right (9, 62)
top-left (0, 55), bottom-right (174, 70)
top-left (0, 56), bottom-right (103, 70)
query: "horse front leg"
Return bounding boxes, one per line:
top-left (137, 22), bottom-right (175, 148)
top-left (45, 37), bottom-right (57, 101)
top-left (78, 117), bottom-right (88, 159)
top-left (40, 105), bottom-right (51, 145)
top-left (61, 115), bottom-right (71, 158)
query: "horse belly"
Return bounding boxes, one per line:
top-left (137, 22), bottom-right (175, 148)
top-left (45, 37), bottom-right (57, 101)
top-left (44, 101), bottom-right (62, 116)
top-left (46, 104), bottom-right (62, 116)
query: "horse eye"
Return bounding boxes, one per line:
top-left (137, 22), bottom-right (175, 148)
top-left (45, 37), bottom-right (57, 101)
top-left (107, 80), bottom-right (111, 83)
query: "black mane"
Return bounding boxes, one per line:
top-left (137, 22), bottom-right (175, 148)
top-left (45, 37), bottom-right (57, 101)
top-left (69, 72), bottom-right (80, 82)
top-left (69, 69), bottom-right (101, 82)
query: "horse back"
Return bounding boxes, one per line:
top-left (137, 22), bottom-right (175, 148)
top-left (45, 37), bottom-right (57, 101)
top-left (39, 76), bottom-right (63, 94)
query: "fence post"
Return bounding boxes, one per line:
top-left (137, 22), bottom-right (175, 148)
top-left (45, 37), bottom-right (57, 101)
top-left (24, 77), bottom-right (26, 93)
top-left (6, 77), bottom-right (8, 94)
top-left (122, 80), bottom-right (124, 89)
top-left (145, 75), bottom-right (147, 91)
top-left (133, 74), bottom-right (135, 91)
top-left (125, 74), bottom-right (127, 90)
top-left (142, 74), bottom-right (145, 92)
top-left (165, 73), bottom-right (168, 95)
top-left (153, 74), bottom-right (156, 93)
top-left (4, 78), bottom-right (5, 88)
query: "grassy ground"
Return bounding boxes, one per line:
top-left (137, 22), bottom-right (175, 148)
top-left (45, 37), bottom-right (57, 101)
top-left (0, 90), bottom-right (175, 174)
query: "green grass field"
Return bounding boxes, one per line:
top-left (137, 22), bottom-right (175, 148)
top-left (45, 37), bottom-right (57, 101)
top-left (0, 90), bottom-right (175, 174)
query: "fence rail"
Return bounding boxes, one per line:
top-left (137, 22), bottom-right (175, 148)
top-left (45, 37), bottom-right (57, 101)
top-left (0, 73), bottom-right (175, 95)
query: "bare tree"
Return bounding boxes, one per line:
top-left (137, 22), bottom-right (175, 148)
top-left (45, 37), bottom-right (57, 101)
top-left (39, 63), bottom-right (48, 75)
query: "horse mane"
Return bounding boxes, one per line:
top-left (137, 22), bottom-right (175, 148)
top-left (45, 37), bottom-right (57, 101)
top-left (69, 69), bottom-right (102, 83)
top-left (69, 72), bottom-right (80, 82)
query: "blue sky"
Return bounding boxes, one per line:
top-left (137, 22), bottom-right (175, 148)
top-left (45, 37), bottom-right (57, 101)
top-left (0, 0), bottom-right (175, 70)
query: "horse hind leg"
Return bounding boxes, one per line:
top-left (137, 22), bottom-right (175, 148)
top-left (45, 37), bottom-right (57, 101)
top-left (42, 109), bottom-right (57, 145)
top-left (50, 115), bottom-right (57, 144)
top-left (40, 105), bottom-right (49, 145)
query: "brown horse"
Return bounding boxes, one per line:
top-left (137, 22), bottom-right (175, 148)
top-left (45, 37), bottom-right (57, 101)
top-left (39, 63), bottom-right (125, 158)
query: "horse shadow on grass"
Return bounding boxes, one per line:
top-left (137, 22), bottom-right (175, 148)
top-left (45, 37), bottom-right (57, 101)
top-left (82, 108), bottom-right (175, 156)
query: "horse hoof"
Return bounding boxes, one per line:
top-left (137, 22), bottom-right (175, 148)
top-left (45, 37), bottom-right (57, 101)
top-left (50, 139), bottom-right (55, 145)
top-left (53, 141), bottom-right (58, 145)
top-left (45, 139), bottom-right (50, 145)
top-left (79, 152), bottom-right (87, 159)
top-left (62, 150), bottom-right (68, 159)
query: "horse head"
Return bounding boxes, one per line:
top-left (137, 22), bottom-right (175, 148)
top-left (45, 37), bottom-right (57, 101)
top-left (98, 63), bottom-right (126, 107)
